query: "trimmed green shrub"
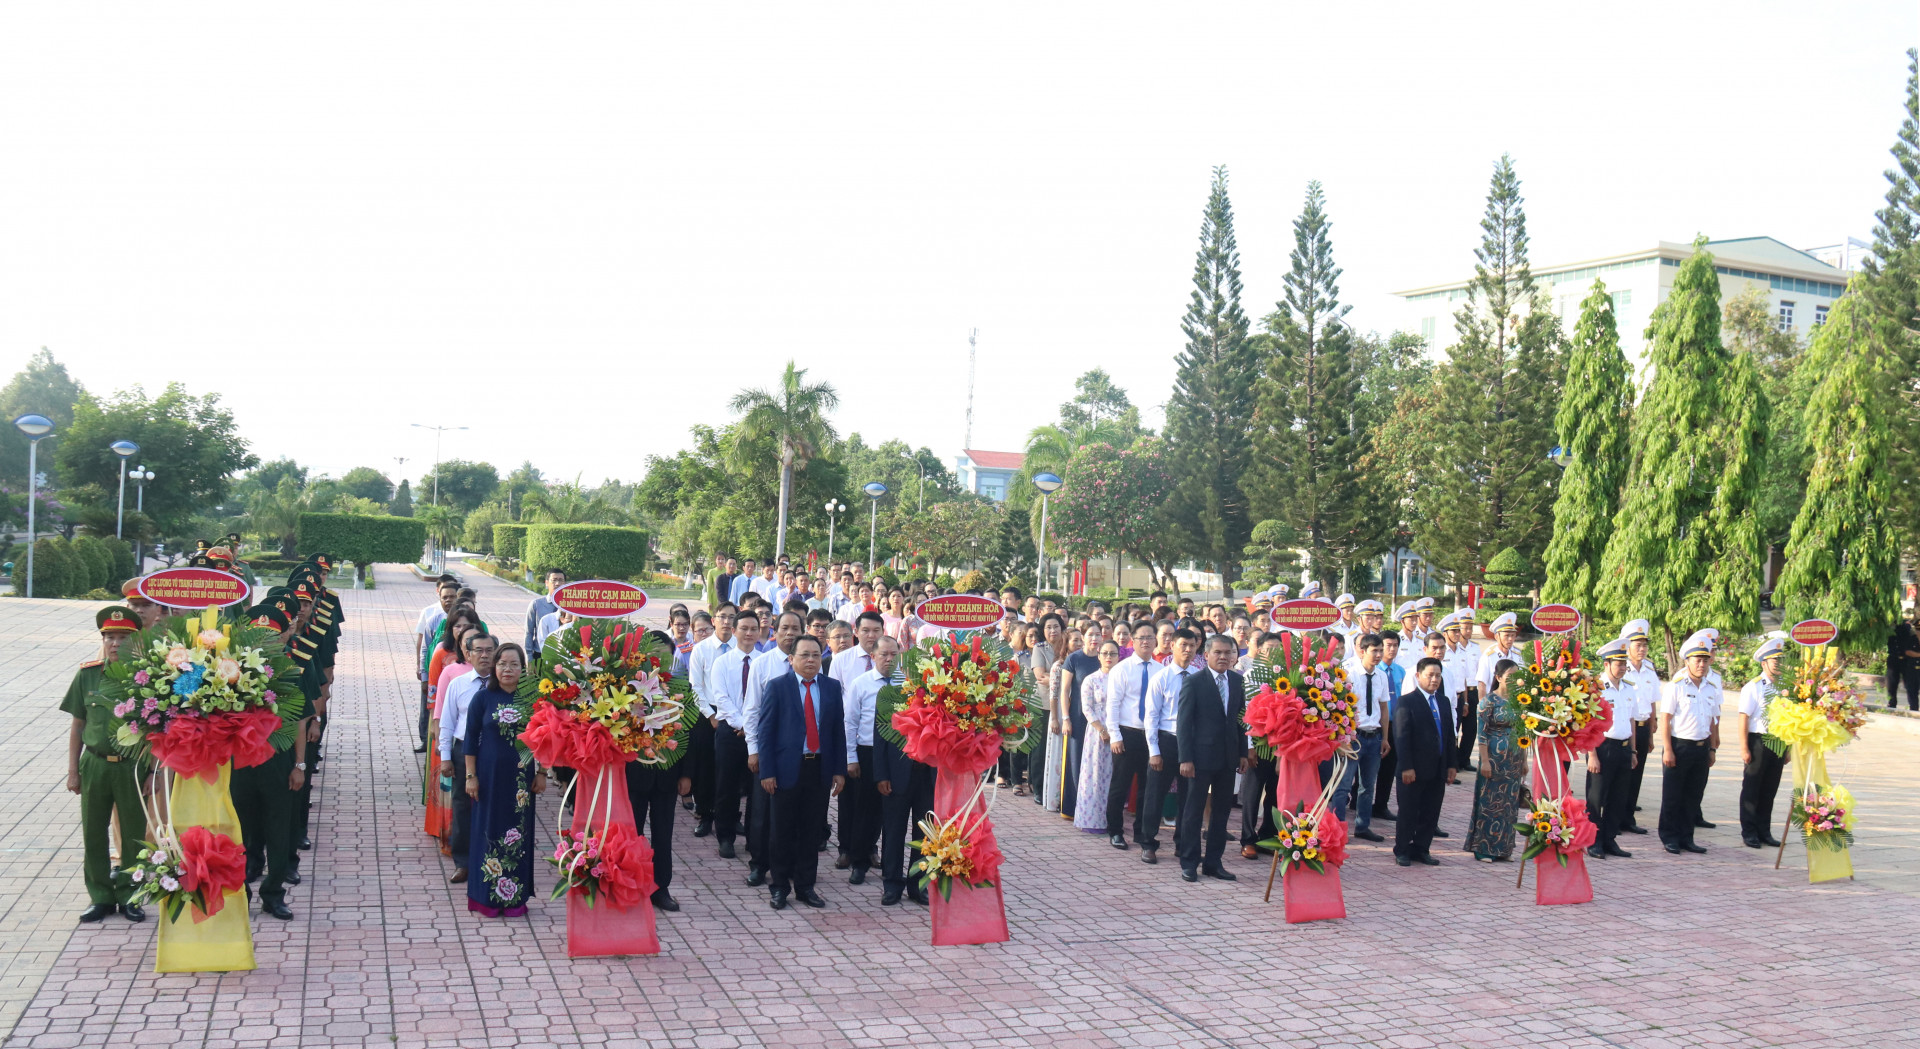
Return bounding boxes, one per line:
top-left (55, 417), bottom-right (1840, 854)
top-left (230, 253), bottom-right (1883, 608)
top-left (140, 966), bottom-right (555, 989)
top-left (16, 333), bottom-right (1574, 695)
top-left (1482, 546), bottom-right (1534, 616)
top-left (296, 512), bottom-right (429, 568)
top-left (71, 536), bottom-right (111, 593)
top-left (494, 523), bottom-right (530, 561)
top-left (523, 524), bottom-right (650, 580)
top-left (104, 538), bottom-right (136, 586)
top-left (954, 569), bottom-right (989, 593)
top-left (30, 536), bottom-right (73, 598)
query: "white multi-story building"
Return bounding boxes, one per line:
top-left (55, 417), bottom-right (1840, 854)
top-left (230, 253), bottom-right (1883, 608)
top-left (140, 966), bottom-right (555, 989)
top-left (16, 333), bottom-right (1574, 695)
top-left (1392, 236), bottom-right (1859, 372)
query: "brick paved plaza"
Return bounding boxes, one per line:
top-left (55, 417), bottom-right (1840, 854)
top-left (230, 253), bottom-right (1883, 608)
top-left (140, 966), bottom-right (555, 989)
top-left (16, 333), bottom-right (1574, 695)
top-left (3, 565), bottom-right (1919, 1049)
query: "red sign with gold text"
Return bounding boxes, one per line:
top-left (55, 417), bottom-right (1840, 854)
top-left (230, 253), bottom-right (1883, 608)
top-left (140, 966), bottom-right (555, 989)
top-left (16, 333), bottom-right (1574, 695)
top-left (1531, 604), bottom-right (1582, 634)
top-left (1271, 599), bottom-right (1340, 632)
top-left (915, 594), bottom-right (1006, 631)
top-left (551, 580), bottom-right (649, 618)
top-left (137, 567), bottom-right (250, 608)
top-left (1789, 619), bottom-right (1838, 646)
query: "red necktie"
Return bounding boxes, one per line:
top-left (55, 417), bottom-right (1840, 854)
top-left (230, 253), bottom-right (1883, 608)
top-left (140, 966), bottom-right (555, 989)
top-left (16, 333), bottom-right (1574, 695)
top-left (802, 679), bottom-right (819, 752)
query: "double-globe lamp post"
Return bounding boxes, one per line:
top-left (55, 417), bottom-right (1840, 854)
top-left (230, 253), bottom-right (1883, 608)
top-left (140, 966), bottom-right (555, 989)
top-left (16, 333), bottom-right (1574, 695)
top-left (824, 499), bottom-right (847, 561)
top-left (111, 440), bottom-right (140, 538)
top-left (1032, 472), bottom-right (1062, 596)
top-left (863, 482), bottom-right (887, 569)
top-left (129, 465), bottom-right (154, 571)
top-left (13, 414), bottom-right (53, 597)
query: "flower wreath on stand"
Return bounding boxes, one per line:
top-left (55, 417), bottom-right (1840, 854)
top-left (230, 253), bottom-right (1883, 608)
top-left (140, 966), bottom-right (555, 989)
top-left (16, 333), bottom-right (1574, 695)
top-left (877, 632), bottom-right (1034, 899)
top-left (103, 608), bottom-right (307, 921)
top-left (1763, 644), bottom-right (1866, 863)
top-left (1498, 638), bottom-right (1606, 883)
top-left (1244, 633), bottom-right (1357, 897)
top-left (517, 621), bottom-right (697, 910)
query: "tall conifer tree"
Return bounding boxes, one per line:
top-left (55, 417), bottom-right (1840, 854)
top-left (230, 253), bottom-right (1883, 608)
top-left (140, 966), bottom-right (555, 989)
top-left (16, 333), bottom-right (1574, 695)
top-left (1863, 49), bottom-right (1920, 555)
top-left (1540, 280), bottom-right (1631, 615)
top-left (1412, 155), bottom-right (1563, 585)
top-left (1164, 166), bottom-right (1258, 594)
top-left (1773, 290), bottom-right (1901, 651)
top-left (1243, 182), bottom-right (1385, 588)
top-left (1597, 242), bottom-right (1769, 658)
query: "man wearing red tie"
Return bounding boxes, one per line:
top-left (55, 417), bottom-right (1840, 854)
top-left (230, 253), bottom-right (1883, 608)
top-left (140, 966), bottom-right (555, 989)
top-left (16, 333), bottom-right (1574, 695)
top-left (756, 635), bottom-right (849, 909)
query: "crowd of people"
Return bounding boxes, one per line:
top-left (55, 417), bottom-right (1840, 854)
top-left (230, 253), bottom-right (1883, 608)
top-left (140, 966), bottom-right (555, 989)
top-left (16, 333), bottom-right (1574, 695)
top-left (409, 553), bottom-right (1796, 921)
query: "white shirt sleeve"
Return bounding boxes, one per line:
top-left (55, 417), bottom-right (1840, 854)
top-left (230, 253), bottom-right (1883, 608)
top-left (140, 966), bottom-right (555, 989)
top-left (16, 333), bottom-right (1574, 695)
top-left (844, 678), bottom-right (863, 764)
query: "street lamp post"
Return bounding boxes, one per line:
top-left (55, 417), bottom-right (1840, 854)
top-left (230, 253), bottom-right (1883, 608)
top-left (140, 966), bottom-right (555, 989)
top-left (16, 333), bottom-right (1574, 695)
top-left (1032, 472), bottom-right (1062, 595)
top-left (410, 423), bottom-right (468, 507)
top-left (129, 465), bottom-right (154, 572)
top-left (13, 415), bottom-right (53, 597)
top-left (899, 452), bottom-right (927, 513)
top-left (863, 482), bottom-right (888, 569)
top-left (111, 441), bottom-right (140, 538)
top-left (824, 499), bottom-right (847, 561)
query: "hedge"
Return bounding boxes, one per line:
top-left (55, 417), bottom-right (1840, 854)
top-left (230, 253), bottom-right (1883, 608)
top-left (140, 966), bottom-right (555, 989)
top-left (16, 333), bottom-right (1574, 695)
top-left (523, 524), bottom-right (650, 580)
top-left (71, 536), bottom-right (111, 593)
top-left (29, 537), bottom-right (74, 597)
top-left (296, 512), bottom-right (429, 567)
top-left (494, 523), bottom-right (530, 561)
top-left (105, 538), bottom-right (136, 586)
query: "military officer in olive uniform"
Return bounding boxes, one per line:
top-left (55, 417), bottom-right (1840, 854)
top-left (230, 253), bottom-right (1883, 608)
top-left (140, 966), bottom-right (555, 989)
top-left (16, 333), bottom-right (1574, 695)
top-left (65, 606), bottom-right (147, 923)
top-left (232, 602), bottom-right (312, 919)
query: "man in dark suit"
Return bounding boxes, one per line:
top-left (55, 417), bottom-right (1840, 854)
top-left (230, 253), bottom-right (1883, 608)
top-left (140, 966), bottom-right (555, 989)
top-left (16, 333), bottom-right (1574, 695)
top-left (868, 639), bottom-right (935, 906)
top-left (1175, 634), bottom-right (1249, 882)
top-left (755, 635), bottom-right (848, 909)
top-left (1390, 656), bottom-right (1457, 867)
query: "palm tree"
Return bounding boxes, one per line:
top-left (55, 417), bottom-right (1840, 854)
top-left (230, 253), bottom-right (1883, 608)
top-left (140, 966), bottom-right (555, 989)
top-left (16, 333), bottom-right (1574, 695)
top-left (246, 477), bottom-right (310, 557)
top-left (1014, 419), bottom-right (1130, 547)
top-left (729, 361), bottom-right (839, 559)
top-left (521, 476), bottom-right (631, 525)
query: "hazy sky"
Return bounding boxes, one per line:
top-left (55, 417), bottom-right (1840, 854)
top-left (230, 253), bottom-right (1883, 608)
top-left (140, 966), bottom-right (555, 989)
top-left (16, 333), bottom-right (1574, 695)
top-left (1, 3), bottom-right (1913, 489)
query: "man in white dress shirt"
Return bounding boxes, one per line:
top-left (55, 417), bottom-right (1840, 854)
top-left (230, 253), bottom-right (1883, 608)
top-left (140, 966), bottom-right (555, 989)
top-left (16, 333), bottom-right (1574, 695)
top-left (1338, 634), bottom-right (1393, 842)
top-left (1138, 629), bottom-right (1201, 865)
top-left (687, 604), bottom-right (738, 840)
top-left (741, 610), bottom-right (804, 883)
top-left (1104, 640), bottom-right (1158, 850)
top-left (728, 559), bottom-right (758, 605)
top-left (1584, 640), bottom-right (1638, 859)
top-left (1658, 630), bottom-right (1722, 855)
top-left (1443, 610), bottom-right (1482, 772)
top-left (709, 610), bottom-right (763, 864)
top-left (1617, 619), bottom-right (1661, 835)
top-left (839, 623), bottom-right (888, 884)
top-left (1734, 636), bottom-right (1787, 849)
top-left (438, 632), bottom-right (495, 884)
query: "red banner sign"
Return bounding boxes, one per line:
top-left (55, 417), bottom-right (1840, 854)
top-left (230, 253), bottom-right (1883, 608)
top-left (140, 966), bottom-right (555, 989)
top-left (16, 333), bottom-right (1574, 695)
top-left (551, 580), bottom-right (649, 618)
top-left (1531, 604), bottom-right (1581, 634)
top-left (137, 568), bottom-right (250, 608)
top-left (915, 594), bottom-right (1005, 630)
top-left (1271, 599), bottom-right (1340, 632)
top-left (1789, 619), bottom-right (1838, 646)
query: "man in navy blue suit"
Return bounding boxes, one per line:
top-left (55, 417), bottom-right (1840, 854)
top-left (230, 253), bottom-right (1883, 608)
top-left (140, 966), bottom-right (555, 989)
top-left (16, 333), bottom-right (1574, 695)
top-left (1390, 657), bottom-right (1458, 866)
top-left (756, 634), bottom-right (848, 909)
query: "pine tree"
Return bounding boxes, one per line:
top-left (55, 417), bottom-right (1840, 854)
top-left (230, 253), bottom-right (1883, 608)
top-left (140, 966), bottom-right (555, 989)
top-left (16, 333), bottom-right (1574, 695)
top-left (389, 479), bottom-right (414, 517)
top-left (1540, 280), bottom-right (1631, 617)
top-left (1863, 49), bottom-right (1920, 556)
top-left (1597, 242), bottom-right (1769, 659)
top-left (1773, 290), bottom-right (1902, 652)
top-left (1412, 155), bottom-right (1563, 586)
top-left (1243, 181), bottom-right (1386, 589)
top-left (1163, 166), bottom-right (1258, 594)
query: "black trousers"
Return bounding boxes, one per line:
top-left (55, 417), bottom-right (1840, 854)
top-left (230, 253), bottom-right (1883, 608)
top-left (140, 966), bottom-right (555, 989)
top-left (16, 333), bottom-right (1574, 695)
top-left (1176, 766), bottom-right (1236, 872)
top-left (232, 748), bottom-right (295, 904)
top-left (1658, 738), bottom-right (1712, 849)
top-left (768, 758), bottom-right (829, 894)
top-left (713, 723), bottom-right (752, 849)
top-left (1140, 732), bottom-right (1184, 850)
top-left (1738, 732), bottom-right (1786, 845)
top-left (880, 761), bottom-right (935, 890)
top-left (1455, 688), bottom-right (1479, 770)
top-left (417, 681), bottom-right (431, 748)
top-left (688, 718), bottom-right (715, 820)
top-left (1061, 731), bottom-right (1084, 818)
top-left (625, 762), bottom-right (680, 892)
top-left (1025, 713), bottom-right (1052, 801)
top-left (447, 739), bottom-right (472, 862)
top-left (1374, 746), bottom-right (1397, 817)
top-left (1107, 727), bottom-right (1150, 841)
top-left (1585, 738), bottom-right (1634, 849)
top-left (1889, 665), bottom-right (1920, 710)
top-left (1239, 755), bottom-right (1278, 846)
top-left (844, 744), bottom-right (881, 871)
top-left (1393, 775), bottom-right (1446, 860)
top-left (1625, 721), bottom-right (1652, 828)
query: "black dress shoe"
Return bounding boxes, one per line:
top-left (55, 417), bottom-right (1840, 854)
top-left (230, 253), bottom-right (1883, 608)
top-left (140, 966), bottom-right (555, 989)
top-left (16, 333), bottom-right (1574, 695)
top-left (1109, 834), bottom-right (1129, 850)
top-left (834, 854), bottom-right (851, 870)
top-left (797, 888), bottom-right (827, 908)
top-left (412, 744), bottom-right (427, 754)
top-left (1743, 838), bottom-right (1764, 849)
top-left (246, 865), bottom-right (262, 884)
top-left (1664, 843), bottom-right (1682, 854)
top-left (1395, 855), bottom-right (1413, 867)
top-left (1374, 809), bottom-right (1396, 822)
top-left (1355, 830), bottom-right (1384, 842)
top-left (1417, 855), bottom-right (1440, 866)
top-left (299, 837), bottom-right (312, 851)
top-left (1202, 866), bottom-right (1237, 881)
top-left (79, 903), bottom-right (114, 923)
top-left (848, 868), bottom-right (867, 885)
top-left (1586, 845), bottom-right (1606, 859)
top-left (1604, 843), bottom-right (1632, 858)
top-left (1140, 848), bottom-right (1158, 865)
top-left (1180, 868), bottom-right (1199, 882)
top-left (1761, 836), bottom-right (1782, 848)
top-left (717, 840), bottom-right (737, 859)
top-left (746, 866), bottom-right (767, 887)
top-left (769, 891), bottom-right (789, 910)
top-left (1634, 804), bottom-right (1643, 811)
top-left (881, 886), bottom-right (903, 906)
top-left (120, 903), bottom-right (146, 923)
top-left (907, 886), bottom-right (929, 905)
top-left (263, 900), bottom-right (294, 920)
top-left (1681, 843), bottom-right (1707, 854)
top-left (284, 869), bottom-right (302, 886)
top-left (1694, 818), bottom-right (1715, 829)
top-left (693, 818), bottom-right (713, 838)
top-left (1623, 825), bottom-right (1648, 835)
top-left (650, 890), bottom-right (680, 912)
top-left (1432, 829), bottom-right (1450, 839)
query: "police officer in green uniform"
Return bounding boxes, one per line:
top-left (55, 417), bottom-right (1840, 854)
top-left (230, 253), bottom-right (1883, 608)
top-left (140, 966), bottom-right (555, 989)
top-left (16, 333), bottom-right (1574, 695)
top-left (64, 606), bottom-right (147, 923)
top-left (287, 570), bottom-right (331, 865)
top-left (231, 602), bottom-right (311, 919)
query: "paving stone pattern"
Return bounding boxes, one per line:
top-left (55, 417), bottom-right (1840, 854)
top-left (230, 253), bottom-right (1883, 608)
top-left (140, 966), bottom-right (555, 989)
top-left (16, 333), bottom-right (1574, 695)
top-left (4, 567), bottom-right (1920, 1049)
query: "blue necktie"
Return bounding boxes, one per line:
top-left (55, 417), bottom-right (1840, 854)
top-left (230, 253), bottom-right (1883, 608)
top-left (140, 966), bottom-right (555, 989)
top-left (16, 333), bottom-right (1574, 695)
top-left (1426, 692), bottom-right (1443, 736)
top-left (1138, 661), bottom-right (1151, 723)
